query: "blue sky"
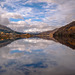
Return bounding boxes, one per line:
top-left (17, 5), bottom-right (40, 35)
top-left (0, 0), bottom-right (75, 32)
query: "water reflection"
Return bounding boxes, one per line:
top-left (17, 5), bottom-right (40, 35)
top-left (0, 35), bottom-right (75, 49)
top-left (0, 36), bottom-right (75, 75)
top-left (54, 36), bottom-right (75, 49)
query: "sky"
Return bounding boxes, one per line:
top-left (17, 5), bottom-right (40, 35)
top-left (0, 0), bottom-right (75, 32)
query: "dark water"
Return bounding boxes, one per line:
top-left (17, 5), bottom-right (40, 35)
top-left (0, 37), bottom-right (75, 75)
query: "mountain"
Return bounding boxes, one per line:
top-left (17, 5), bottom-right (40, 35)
top-left (33, 28), bottom-right (58, 41)
top-left (0, 24), bottom-right (25, 34)
top-left (34, 21), bottom-right (75, 49)
top-left (0, 24), bottom-right (13, 33)
top-left (0, 22), bottom-right (75, 49)
top-left (53, 21), bottom-right (75, 49)
top-left (54, 21), bottom-right (75, 37)
top-left (35, 21), bottom-right (75, 37)
top-left (0, 24), bottom-right (33, 39)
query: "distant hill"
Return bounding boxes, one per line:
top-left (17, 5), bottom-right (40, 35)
top-left (0, 24), bottom-right (25, 34)
top-left (38, 28), bottom-right (58, 35)
top-left (0, 24), bottom-right (33, 39)
top-left (35, 21), bottom-right (75, 37)
top-left (53, 21), bottom-right (75, 49)
top-left (0, 22), bottom-right (75, 49)
top-left (34, 21), bottom-right (75, 49)
top-left (54, 21), bottom-right (75, 36)
top-left (0, 24), bottom-right (14, 33)
top-left (33, 28), bottom-right (58, 41)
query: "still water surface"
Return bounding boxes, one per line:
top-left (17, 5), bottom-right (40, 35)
top-left (0, 38), bottom-right (75, 75)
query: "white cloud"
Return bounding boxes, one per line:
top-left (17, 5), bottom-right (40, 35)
top-left (15, 7), bottom-right (33, 17)
top-left (6, 20), bottom-right (56, 33)
top-left (42, 0), bottom-right (75, 26)
top-left (37, 0), bottom-right (54, 3)
top-left (0, 0), bottom-right (75, 31)
top-left (0, 12), bottom-right (24, 25)
top-left (1, 13), bottom-right (24, 19)
top-left (0, 15), bottom-right (9, 25)
top-left (25, 0), bottom-right (75, 26)
top-left (7, 21), bottom-right (29, 32)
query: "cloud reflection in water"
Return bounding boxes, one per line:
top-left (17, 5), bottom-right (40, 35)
top-left (0, 38), bottom-right (75, 75)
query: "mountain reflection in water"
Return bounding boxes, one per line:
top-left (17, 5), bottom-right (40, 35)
top-left (0, 36), bottom-right (75, 75)
top-left (0, 35), bottom-right (75, 49)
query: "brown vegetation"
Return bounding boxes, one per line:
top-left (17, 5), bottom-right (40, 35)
top-left (53, 21), bottom-right (75, 49)
top-left (54, 21), bottom-right (75, 37)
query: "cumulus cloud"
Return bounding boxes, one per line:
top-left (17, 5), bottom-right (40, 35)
top-left (6, 20), bottom-right (56, 33)
top-left (1, 13), bottom-right (24, 19)
top-left (7, 21), bottom-right (28, 32)
top-left (42, 0), bottom-right (75, 25)
top-left (15, 7), bottom-right (33, 17)
top-left (0, 0), bottom-right (75, 31)
top-left (0, 15), bottom-right (9, 25)
top-left (0, 12), bottom-right (24, 25)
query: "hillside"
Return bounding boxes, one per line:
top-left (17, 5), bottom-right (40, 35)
top-left (36, 21), bottom-right (75, 37)
top-left (0, 24), bottom-right (14, 33)
top-left (0, 24), bottom-right (25, 34)
top-left (34, 21), bottom-right (75, 49)
top-left (53, 21), bottom-right (75, 49)
top-left (0, 24), bottom-right (33, 39)
top-left (54, 21), bottom-right (75, 36)
top-left (33, 28), bottom-right (58, 42)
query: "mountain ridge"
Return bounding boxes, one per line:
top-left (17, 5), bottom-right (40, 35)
top-left (54, 21), bottom-right (75, 36)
